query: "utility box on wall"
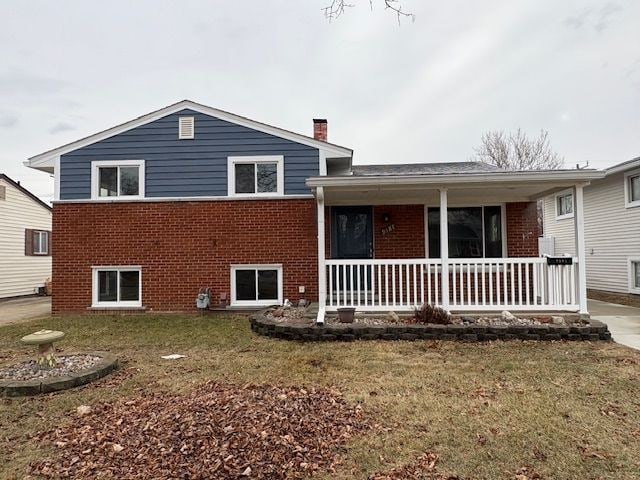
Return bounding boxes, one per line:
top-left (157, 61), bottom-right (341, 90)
top-left (538, 236), bottom-right (555, 257)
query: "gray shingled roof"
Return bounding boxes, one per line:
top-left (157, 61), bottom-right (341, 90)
top-left (351, 162), bottom-right (503, 176)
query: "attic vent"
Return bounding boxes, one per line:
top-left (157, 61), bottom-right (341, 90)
top-left (0, 185), bottom-right (5, 200)
top-left (178, 116), bottom-right (195, 139)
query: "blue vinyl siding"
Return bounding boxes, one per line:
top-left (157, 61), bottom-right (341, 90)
top-left (59, 109), bottom-right (319, 199)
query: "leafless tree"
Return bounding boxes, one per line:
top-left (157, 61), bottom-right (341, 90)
top-left (473, 129), bottom-right (565, 171)
top-left (323, 0), bottom-right (414, 24)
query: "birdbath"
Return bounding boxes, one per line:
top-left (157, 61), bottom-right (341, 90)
top-left (21, 330), bottom-right (65, 368)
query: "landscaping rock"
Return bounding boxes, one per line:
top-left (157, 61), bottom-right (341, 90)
top-left (461, 315), bottom-right (476, 324)
top-left (501, 310), bottom-right (518, 322)
top-left (551, 316), bottom-right (564, 325)
top-left (387, 311), bottom-right (400, 323)
top-left (0, 355), bottom-right (102, 382)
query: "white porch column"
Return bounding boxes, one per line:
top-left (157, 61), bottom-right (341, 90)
top-left (574, 184), bottom-right (588, 314)
top-left (439, 188), bottom-right (450, 310)
top-left (316, 187), bottom-right (327, 324)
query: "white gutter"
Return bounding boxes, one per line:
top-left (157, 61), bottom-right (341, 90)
top-left (305, 169), bottom-right (605, 188)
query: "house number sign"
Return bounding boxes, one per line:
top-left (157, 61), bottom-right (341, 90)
top-left (546, 256), bottom-right (573, 266)
top-left (381, 224), bottom-right (395, 235)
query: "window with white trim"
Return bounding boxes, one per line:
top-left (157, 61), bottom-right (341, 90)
top-left (228, 156), bottom-right (284, 196)
top-left (630, 259), bottom-right (640, 294)
top-left (91, 160), bottom-right (145, 199)
top-left (231, 265), bottom-right (282, 306)
top-left (555, 191), bottom-right (574, 219)
top-left (625, 171), bottom-right (640, 208)
top-left (33, 230), bottom-right (49, 255)
top-left (92, 267), bottom-right (142, 307)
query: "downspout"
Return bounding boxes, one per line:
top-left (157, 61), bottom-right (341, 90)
top-left (316, 186), bottom-right (326, 324)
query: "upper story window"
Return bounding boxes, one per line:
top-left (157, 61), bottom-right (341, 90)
top-left (625, 170), bottom-right (640, 208)
top-left (555, 190), bottom-right (574, 219)
top-left (91, 160), bottom-right (145, 200)
top-left (227, 156), bottom-right (284, 196)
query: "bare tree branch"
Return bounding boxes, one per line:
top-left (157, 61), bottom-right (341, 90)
top-left (473, 128), bottom-right (565, 171)
top-left (323, 0), bottom-right (415, 24)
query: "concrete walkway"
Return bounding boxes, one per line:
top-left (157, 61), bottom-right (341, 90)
top-left (588, 299), bottom-right (640, 351)
top-left (0, 296), bottom-right (51, 327)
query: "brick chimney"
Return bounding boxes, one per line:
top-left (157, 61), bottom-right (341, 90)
top-left (313, 119), bottom-right (327, 142)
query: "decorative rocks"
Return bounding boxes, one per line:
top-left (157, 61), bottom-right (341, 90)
top-left (387, 311), bottom-right (401, 323)
top-left (0, 355), bottom-right (101, 381)
top-left (501, 311), bottom-right (518, 322)
top-left (20, 330), bottom-right (65, 368)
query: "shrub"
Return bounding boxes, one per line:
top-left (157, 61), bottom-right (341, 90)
top-left (413, 304), bottom-right (452, 325)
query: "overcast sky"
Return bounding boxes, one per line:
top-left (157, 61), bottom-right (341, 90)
top-left (1, 0), bottom-right (638, 202)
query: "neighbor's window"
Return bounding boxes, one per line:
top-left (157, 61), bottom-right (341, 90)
top-left (92, 267), bottom-right (141, 307)
top-left (632, 261), bottom-right (640, 292)
top-left (25, 229), bottom-right (51, 256)
top-left (428, 206), bottom-right (502, 258)
top-left (33, 230), bottom-right (49, 255)
top-left (629, 174), bottom-right (640, 203)
top-left (91, 160), bottom-right (145, 199)
top-left (228, 156), bottom-right (283, 196)
top-left (231, 265), bottom-right (282, 306)
top-left (556, 192), bottom-right (574, 218)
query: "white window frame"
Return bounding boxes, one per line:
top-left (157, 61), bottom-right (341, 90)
top-left (227, 155), bottom-right (284, 197)
top-left (33, 230), bottom-right (49, 255)
top-left (92, 266), bottom-right (142, 308)
top-left (91, 160), bottom-right (145, 200)
top-left (624, 169), bottom-right (640, 209)
top-left (555, 189), bottom-right (574, 220)
top-left (230, 264), bottom-right (283, 307)
top-left (628, 258), bottom-right (640, 294)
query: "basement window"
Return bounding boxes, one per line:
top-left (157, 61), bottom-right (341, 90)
top-left (227, 156), bottom-right (284, 196)
top-left (231, 265), bottom-right (282, 306)
top-left (92, 267), bottom-right (142, 307)
top-left (91, 160), bottom-right (145, 199)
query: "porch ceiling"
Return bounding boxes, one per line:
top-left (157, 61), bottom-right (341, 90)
top-left (308, 170), bottom-right (605, 206)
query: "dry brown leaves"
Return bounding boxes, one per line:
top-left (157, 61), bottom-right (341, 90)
top-left (29, 382), bottom-right (368, 479)
top-left (368, 452), bottom-right (459, 480)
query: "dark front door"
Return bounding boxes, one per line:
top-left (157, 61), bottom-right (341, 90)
top-left (331, 206), bottom-right (373, 259)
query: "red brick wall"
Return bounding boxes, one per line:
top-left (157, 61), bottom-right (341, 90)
top-left (506, 202), bottom-right (540, 257)
top-left (52, 200), bottom-right (317, 313)
top-left (372, 205), bottom-right (425, 258)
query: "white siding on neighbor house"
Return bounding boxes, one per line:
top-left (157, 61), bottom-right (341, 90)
top-left (543, 172), bottom-right (640, 294)
top-left (0, 178), bottom-right (52, 298)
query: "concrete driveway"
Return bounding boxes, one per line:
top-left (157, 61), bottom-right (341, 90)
top-left (0, 296), bottom-right (51, 327)
top-left (589, 299), bottom-right (640, 351)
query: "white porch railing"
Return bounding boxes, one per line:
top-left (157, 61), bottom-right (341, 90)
top-left (325, 257), bottom-right (579, 312)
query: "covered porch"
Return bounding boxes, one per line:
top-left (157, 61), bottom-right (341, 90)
top-left (307, 167), bottom-right (604, 323)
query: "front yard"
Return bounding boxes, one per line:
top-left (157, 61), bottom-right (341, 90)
top-left (1, 314), bottom-right (639, 479)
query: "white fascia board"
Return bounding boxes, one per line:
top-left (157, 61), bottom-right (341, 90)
top-left (25, 100), bottom-right (353, 171)
top-left (605, 157), bottom-right (640, 176)
top-left (305, 170), bottom-right (606, 188)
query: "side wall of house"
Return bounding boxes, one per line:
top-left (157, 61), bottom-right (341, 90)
top-left (52, 200), bottom-right (317, 313)
top-left (543, 173), bottom-right (640, 294)
top-left (0, 179), bottom-right (52, 298)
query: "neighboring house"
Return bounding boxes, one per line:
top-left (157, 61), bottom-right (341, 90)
top-left (542, 157), bottom-right (640, 297)
top-left (24, 100), bottom-right (603, 320)
top-left (0, 174), bottom-right (52, 299)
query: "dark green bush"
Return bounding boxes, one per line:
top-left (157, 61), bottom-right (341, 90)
top-left (413, 303), bottom-right (452, 325)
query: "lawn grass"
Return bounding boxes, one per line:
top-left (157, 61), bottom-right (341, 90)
top-left (1, 314), bottom-right (639, 479)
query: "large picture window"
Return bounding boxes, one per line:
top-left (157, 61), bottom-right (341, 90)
top-left (92, 267), bottom-right (141, 307)
top-left (231, 265), bottom-right (282, 306)
top-left (428, 206), bottom-right (503, 258)
top-left (91, 160), bottom-right (145, 199)
top-left (228, 156), bottom-right (284, 196)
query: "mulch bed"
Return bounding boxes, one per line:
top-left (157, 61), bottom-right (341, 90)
top-left (29, 382), bottom-right (368, 479)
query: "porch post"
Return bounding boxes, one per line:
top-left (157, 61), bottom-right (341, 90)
top-left (439, 188), bottom-right (450, 310)
top-left (574, 184), bottom-right (588, 314)
top-left (316, 187), bottom-right (327, 324)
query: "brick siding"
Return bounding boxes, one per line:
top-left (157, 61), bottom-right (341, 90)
top-left (52, 200), bottom-right (318, 313)
top-left (506, 202), bottom-right (540, 257)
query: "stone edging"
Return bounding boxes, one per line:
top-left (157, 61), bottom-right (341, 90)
top-left (250, 314), bottom-right (612, 343)
top-left (0, 352), bottom-right (119, 397)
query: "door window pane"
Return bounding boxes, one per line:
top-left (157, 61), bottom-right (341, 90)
top-left (99, 167), bottom-right (118, 197)
top-left (98, 271), bottom-right (118, 302)
top-left (257, 163), bottom-right (277, 193)
top-left (119, 166), bottom-right (139, 196)
top-left (119, 271), bottom-right (140, 301)
top-left (630, 175), bottom-right (640, 202)
top-left (235, 164), bottom-right (255, 194)
top-left (483, 206), bottom-right (502, 258)
top-left (235, 270), bottom-right (256, 300)
top-left (257, 270), bottom-right (278, 300)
